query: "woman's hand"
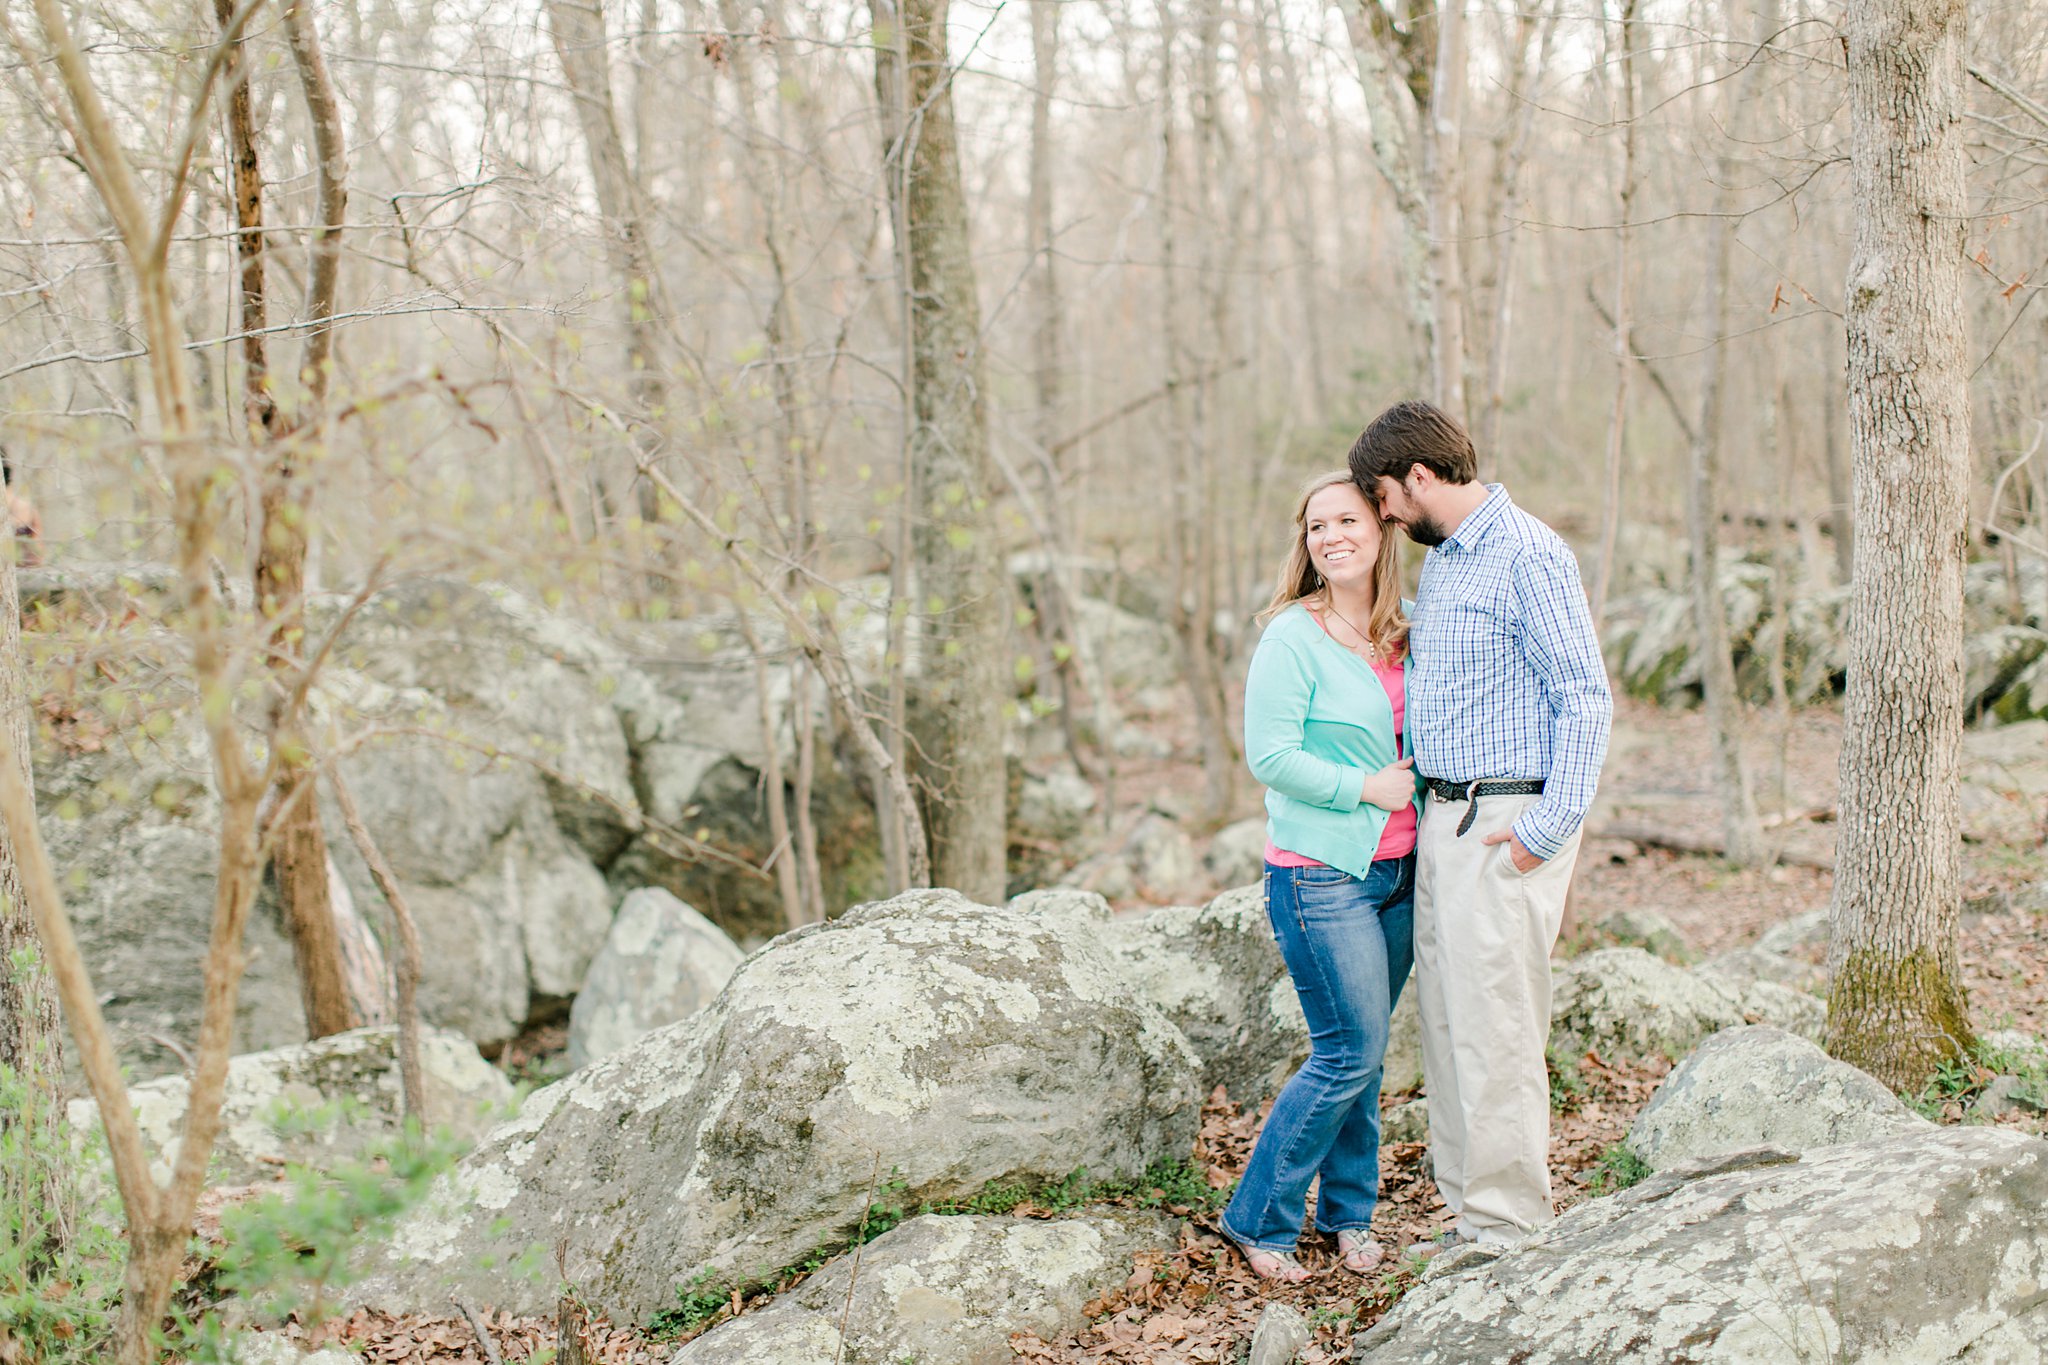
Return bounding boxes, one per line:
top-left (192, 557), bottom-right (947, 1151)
top-left (1359, 756), bottom-right (1416, 812)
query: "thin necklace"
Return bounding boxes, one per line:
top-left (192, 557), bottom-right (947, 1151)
top-left (1317, 593), bottom-right (1381, 662)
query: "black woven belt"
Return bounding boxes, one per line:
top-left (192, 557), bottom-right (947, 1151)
top-left (1423, 777), bottom-right (1546, 836)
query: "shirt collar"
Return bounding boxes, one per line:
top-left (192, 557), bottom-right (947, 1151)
top-left (1441, 484), bottom-right (1511, 553)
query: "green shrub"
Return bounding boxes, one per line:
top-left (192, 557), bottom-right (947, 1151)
top-left (202, 1118), bottom-right (469, 1333)
top-left (1586, 1142), bottom-right (1652, 1195)
top-left (0, 1048), bottom-right (125, 1363)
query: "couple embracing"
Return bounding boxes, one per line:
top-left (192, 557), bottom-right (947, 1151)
top-left (1219, 401), bottom-right (1613, 1279)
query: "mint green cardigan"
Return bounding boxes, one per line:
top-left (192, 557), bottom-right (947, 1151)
top-left (1242, 603), bottom-right (1415, 880)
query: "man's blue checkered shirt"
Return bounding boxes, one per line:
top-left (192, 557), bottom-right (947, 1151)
top-left (1406, 485), bottom-right (1613, 859)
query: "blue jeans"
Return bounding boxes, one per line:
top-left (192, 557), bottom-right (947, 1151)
top-left (1219, 856), bottom-right (1416, 1252)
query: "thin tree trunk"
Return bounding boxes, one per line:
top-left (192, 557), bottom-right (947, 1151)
top-left (545, 0), bottom-right (673, 541)
top-left (332, 769), bottom-right (424, 1124)
top-left (0, 479), bottom-right (57, 1078)
top-left (1478, 1), bottom-right (1557, 467)
top-left (1421, 0), bottom-right (1468, 413)
top-left (1687, 70), bottom-right (1763, 865)
top-left (870, 0), bottom-right (1007, 901)
top-left (267, 0), bottom-right (356, 1038)
top-left (1826, 0), bottom-right (1974, 1091)
top-left (1590, 0), bottom-right (1641, 625)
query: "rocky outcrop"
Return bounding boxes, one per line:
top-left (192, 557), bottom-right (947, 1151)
top-left (351, 890), bottom-right (1203, 1323)
top-left (669, 1210), bottom-right (1178, 1364)
top-left (67, 1026), bottom-right (512, 1187)
top-left (1589, 908), bottom-right (1693, 963)
top-left (1549, 948), bottom-right (1822, 1063)
top-left (566, 889), bottom-right (743, 1069)
top-left (1353, 1127), bottom-right (2048, 1363)
top-left (1096, 886), bottom-right (1308, 1105)
top-left (1625, 1027), bottom-right (1926, 1170)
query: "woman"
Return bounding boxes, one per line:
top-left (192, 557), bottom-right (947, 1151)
top-left (1218, 470), bottom-right (1418, 1282)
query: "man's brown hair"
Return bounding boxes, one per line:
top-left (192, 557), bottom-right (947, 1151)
top-left (1346, 400), bottom-right (1479, 488)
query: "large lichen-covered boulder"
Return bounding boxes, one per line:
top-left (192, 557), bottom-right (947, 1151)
top-left (1548, 948), bottom-right (1820, 1063)
top-left (1351, 1128), bottom-right (2048, 1363)
top-left (350, 889), bottom-right (1203, 1323)
top-left (67, 1026), bottom-right (512, 1186)
top-left (669, 1210), bottom-right (1179, 1364)
top-left (33, 714), bottom-right (306, 1075)
top-left (1625, 1027), bottom-right (1927, 1170)
top-left (566, 888), bottom-right (744, 1069)
top-left (1095, 886), bottom-right (1307, 1105)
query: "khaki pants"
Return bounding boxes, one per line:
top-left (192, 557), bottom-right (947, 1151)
top-left (1414, 791), bottom-right (1581, 1245)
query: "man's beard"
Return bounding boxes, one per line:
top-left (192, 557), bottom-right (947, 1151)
top-left (1401, 515), bottom-right (1449, 547)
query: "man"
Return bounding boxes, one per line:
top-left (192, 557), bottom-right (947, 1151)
top-left (1348, 400), bottom-right (1611, 1250)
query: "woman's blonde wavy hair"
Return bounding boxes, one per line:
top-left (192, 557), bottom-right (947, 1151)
top-left (1258, 470), bottom-right (1408, 658)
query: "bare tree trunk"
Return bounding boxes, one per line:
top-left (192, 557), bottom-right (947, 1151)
top-left (871, 0), bottom-right (1007, 901)
top-left (1826, 0), bottom-right (1974, 1091)
top-left (1421, 0), bottom-right (1468, 413)
top-left (332, 770), bottom-right (424, 1124)
top-left (1687, 81), bottom-right (1763, 866)
top-left (1590, 0), bottom-right (1641, 625)
top-left (1477, 1), bottom-right (1557, 467)
top-left (1337, 0), bottom-right (1436, 392)
top-left (265, 0), bottom-right (356, 1039)
top-left (0, 498), bottom-right (56, 1077)
top-left (545, 0), bottom-right (673, 537)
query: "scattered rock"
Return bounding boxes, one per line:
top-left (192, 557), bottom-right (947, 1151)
top-left (227, 1336), bottom-right (357, 1365)
top-left (1754, 908), bottom-right (1828, 957)
top-left (1590, 908), bottom-right (1692, 963)
top-left (1966, 625), bottom-right (2048, 716)
top-left (1381, 1098), bottom-right (1428, 1145)
top-left (669, 1210), bottom-right (1179, 1364)
top-left (1097, 885), bottom-right (1307, 1105)
top-left (1352, 1127), bottom-right (2048, 1363)
top-left (1248, 1301), bottom-right (1313, 1365)
top-left (1696, 945), bottom-right (1824, 996)
top-left (352, 890), bottom-right (1202, 1322)
top-left (1625, 1026), bottom-right (1927, 1170)
top-left (1204, 817), bottom-right (1268, 891)
top-left (1127, 814), bottom-right (1202, 902)
top-left (1976, 1074), bottom-right (2048, 1121)
top-left (566, 889), bottom-right (745, 1069)
top-left (1383, 993), bottom-right (1424, 1095)
top-left (1007, 887), bottom-right (1115, 931)
top-left (69, 1026), bottom-right (512, 1187)
top-left (1014, 765), bottom-right (1100, 845)
top-left (1549, 949), bottom-right (1818, 1064)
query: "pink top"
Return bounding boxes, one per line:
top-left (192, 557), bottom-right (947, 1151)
top-left (1265, 637), bottom-right (1417, 868)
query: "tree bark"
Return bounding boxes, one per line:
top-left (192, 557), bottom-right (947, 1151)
top-left (546, 0), bottom-right (673, 536)
top-left (1825, 0), bottom-right (1974, 1091)
top-left (1687, 6), bottom-right (1763, 868)
top-left (871, 0), bottom-right (1007, 901)
top-left (0, 493), bottom-right (57, 1078)
top-left (1590, 0), bottom-right (1641, 626)
top-left (254, 0), bottom-right (355, 1039)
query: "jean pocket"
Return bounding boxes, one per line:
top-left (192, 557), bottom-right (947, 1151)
top-left (1292, 863), bottom-right (1351, 886)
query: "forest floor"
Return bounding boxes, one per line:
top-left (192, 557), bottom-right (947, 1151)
top-left (239, 699), bottom-right (2048, 1364)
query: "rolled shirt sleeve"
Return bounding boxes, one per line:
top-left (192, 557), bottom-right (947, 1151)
top-left (1243, 638), bottom-right (1368, 812)
top-left (1508, 547), bottom-right (1613, 859)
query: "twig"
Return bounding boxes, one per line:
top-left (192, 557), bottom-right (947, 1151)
top-left (453, 1298), bottom-right (505, 1365)
top-left (331, 767), bottom-right (425, 1126)
top-left (140, 1032), bottom-right (196, 1073)
top-left (836, 1152), bottom-right (885, 1365)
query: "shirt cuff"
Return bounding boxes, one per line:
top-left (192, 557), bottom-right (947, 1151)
top-left (1330, 764), bottom-right (1368, 810)
top-left (1512, 810), bottom-right (1568, 862)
